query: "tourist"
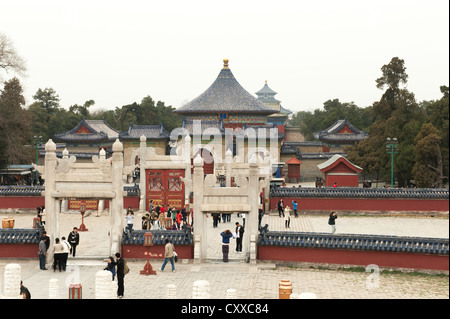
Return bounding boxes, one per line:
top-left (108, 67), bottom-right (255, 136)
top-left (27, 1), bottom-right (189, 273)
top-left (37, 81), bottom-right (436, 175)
top-left (258, 208), bottom-right (264, 230)
top-left (36, 206), bottom-right (42, 224)
top-left (277, 199), bottom-right (284, 217)
top-left (141, 216), bottom-right (149, 230)
top-left (181, 207), bottom-right (187, 224)
top-left (149, 200), bottom-right (154, 213)
top-left (292, 200), bottom-right (298, 217)
top-left (20, 281), bottom-right (31, 299)
top-left (60, 236), bottom-right (70, 271)
top-left (158, 211), bottom-right (166, 229)
top-left (42, 231), bottom-right (50, 251)
top-left (104, 256), bottom-right (117, 281)
top-left (172, 207), bottom-right (178, 227)
top-left (212, 213), bottom-right (220, 228)
top-left (220, 230), bottom-right (234, 262)
top-left (68, 227), bottom-right (79, 257)
top-left (235, 222), bottom-right (244, 253)
top-left (115, 252), bottom-right (125, 298)
top-left (125, 211), bottom-right (134, 236)
top-left (176, 210), bottom-right (183, 229)
top-left (152, 216), bottom-right (162, 230)
top-left (38, 237), bottom-right (47, 270)
top-left (284, 206), bottom-right (291, 228)
top-left (160, 239), bottom-right (176, 272)
top-left (52, 238), bottom-right (64, 272)
top-left (328, 212), bottom-right (338, 234)
top-left (40, 206), bottom-right (46, 225)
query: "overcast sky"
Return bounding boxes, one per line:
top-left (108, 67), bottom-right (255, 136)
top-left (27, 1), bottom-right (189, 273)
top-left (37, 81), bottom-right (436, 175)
top-left (1, 0), bottom-right (448, 115)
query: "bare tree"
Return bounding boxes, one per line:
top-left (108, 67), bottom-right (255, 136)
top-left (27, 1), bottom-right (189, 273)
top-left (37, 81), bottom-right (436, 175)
top-left (0, 33), bottom-right (27, 78)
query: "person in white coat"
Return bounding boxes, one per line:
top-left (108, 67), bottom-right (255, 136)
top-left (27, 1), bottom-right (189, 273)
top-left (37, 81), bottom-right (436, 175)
top-left (284, 206), bottom-right (291, 228)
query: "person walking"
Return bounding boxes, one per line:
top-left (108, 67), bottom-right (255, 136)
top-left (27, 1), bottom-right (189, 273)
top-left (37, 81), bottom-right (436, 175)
top-left (38, 237), bottom-right (47, 270)
top-left (52, 238), bottom-right (64, 272)
top-left (220, 230), bottom-right (234, 262)
top-left (160, 239), bottom-right (175, 272)
top-left (284, 206), bottom-right (291, 228)
top-left (328, 212), bottom-right (338, 234)
top-left (60, 236), bottom-right (70, 271)
top-left (235, 222), bottom-right (244, 253)
top-left (68, 227), bottom-right (79, 257)
top-left (115, 252), bottom-right (125, 298)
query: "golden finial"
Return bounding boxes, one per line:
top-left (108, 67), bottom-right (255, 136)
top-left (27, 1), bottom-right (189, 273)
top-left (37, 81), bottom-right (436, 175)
top-left (223, 59), bottom-right (229, 69)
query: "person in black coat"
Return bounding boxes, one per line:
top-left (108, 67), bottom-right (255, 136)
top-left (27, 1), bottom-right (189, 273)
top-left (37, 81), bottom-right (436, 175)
top-left (68, 227), bottom-right (80, 257)
top-left (328, 212), bottom-right (337, 234)
top-left (115, 253), bottom-right (125, 298)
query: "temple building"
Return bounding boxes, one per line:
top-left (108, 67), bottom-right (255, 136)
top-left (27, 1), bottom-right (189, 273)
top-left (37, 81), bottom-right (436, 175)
top-left (255, 80), bottom-right (292, 126)
top-left (173, 59), bottom-right (285, 174)
top-left (313, 118), bottom-right (369, 152)
top-left (52, 119), bottom-right (119, 162)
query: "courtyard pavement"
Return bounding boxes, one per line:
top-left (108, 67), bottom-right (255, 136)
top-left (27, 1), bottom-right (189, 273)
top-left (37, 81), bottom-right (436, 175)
top-left (0, 210), bottom-right (448, 300)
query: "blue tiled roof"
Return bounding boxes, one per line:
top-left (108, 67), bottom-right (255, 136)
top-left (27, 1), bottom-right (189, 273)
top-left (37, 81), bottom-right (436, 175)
top-left (119, 124), bottom-right (170, 139)
top-left (258, 230), bottom-right (449, 255)
top-left (122, 229), bottom-right (193, 245)
top-left (0, 228), bottom-right (41, 244)
top-left (54, 119), bottom-right (119, 143)
top-left (174, 61), bottom-right (277, 114)
top-left (270, 187), bottom-right (450, 199)
top-left (313, 118), bottom-right (368, 141)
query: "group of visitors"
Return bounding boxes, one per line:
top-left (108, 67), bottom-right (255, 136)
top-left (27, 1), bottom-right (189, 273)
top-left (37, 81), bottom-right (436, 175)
top-left (211, 213), bottom-right (233, 228)
top-left (38, 227), bottom-right (80, 271)
top-left (277, 199), bottom-right (300, 228)
top-left (125, 204), bottom-right (189, 236)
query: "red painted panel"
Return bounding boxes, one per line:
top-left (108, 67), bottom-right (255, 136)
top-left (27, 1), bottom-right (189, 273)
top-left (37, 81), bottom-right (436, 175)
top-left (258, 246), bottom-right (449, 271)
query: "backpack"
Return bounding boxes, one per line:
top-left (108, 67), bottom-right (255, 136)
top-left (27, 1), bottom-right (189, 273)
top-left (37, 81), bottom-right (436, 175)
top-left (123, 260), bottom-right (130, 275)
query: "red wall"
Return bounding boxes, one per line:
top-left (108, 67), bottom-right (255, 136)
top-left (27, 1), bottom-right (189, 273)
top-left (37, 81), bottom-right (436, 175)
top-left (270, 197), bottom-right (449, 212)
top-left (0, 197), bottom-right (45, 209)
top-left (0, 244), bottom-right (38, 258)
top-left (258, 246), bottom-right (449, 271)
top-left (325, 175), bottom-right (359, 187)
top-left (122, 244), bottom-right (194, 259)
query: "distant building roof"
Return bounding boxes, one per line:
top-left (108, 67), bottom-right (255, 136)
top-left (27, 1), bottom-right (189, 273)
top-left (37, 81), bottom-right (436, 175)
top-left (119, 124), bottom-right (170, 140)
top-left (174, 59), bottom-right (277, 115)
top-left (313, 118), bottom-right (368, 143)
top-left (53, 119), bottom-right (119, 143)
top-left (317, 154), bottom-right (362, 173)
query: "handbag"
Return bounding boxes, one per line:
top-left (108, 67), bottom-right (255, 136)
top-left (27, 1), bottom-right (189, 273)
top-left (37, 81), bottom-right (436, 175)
top-left (173, 251), bottom-right (178, 263)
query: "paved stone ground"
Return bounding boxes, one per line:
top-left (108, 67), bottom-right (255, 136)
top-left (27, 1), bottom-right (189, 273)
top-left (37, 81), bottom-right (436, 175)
top-left (0, 211), bottom-right (448, 299)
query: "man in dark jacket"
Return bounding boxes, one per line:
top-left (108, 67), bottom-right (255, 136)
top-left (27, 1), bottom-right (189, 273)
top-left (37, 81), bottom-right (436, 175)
top-left (328, 212), bottom-right (337, 234)
top-left (68, 227), bottom-right (80, 257)
top-left (115, 252), bottom-right (125, 298)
